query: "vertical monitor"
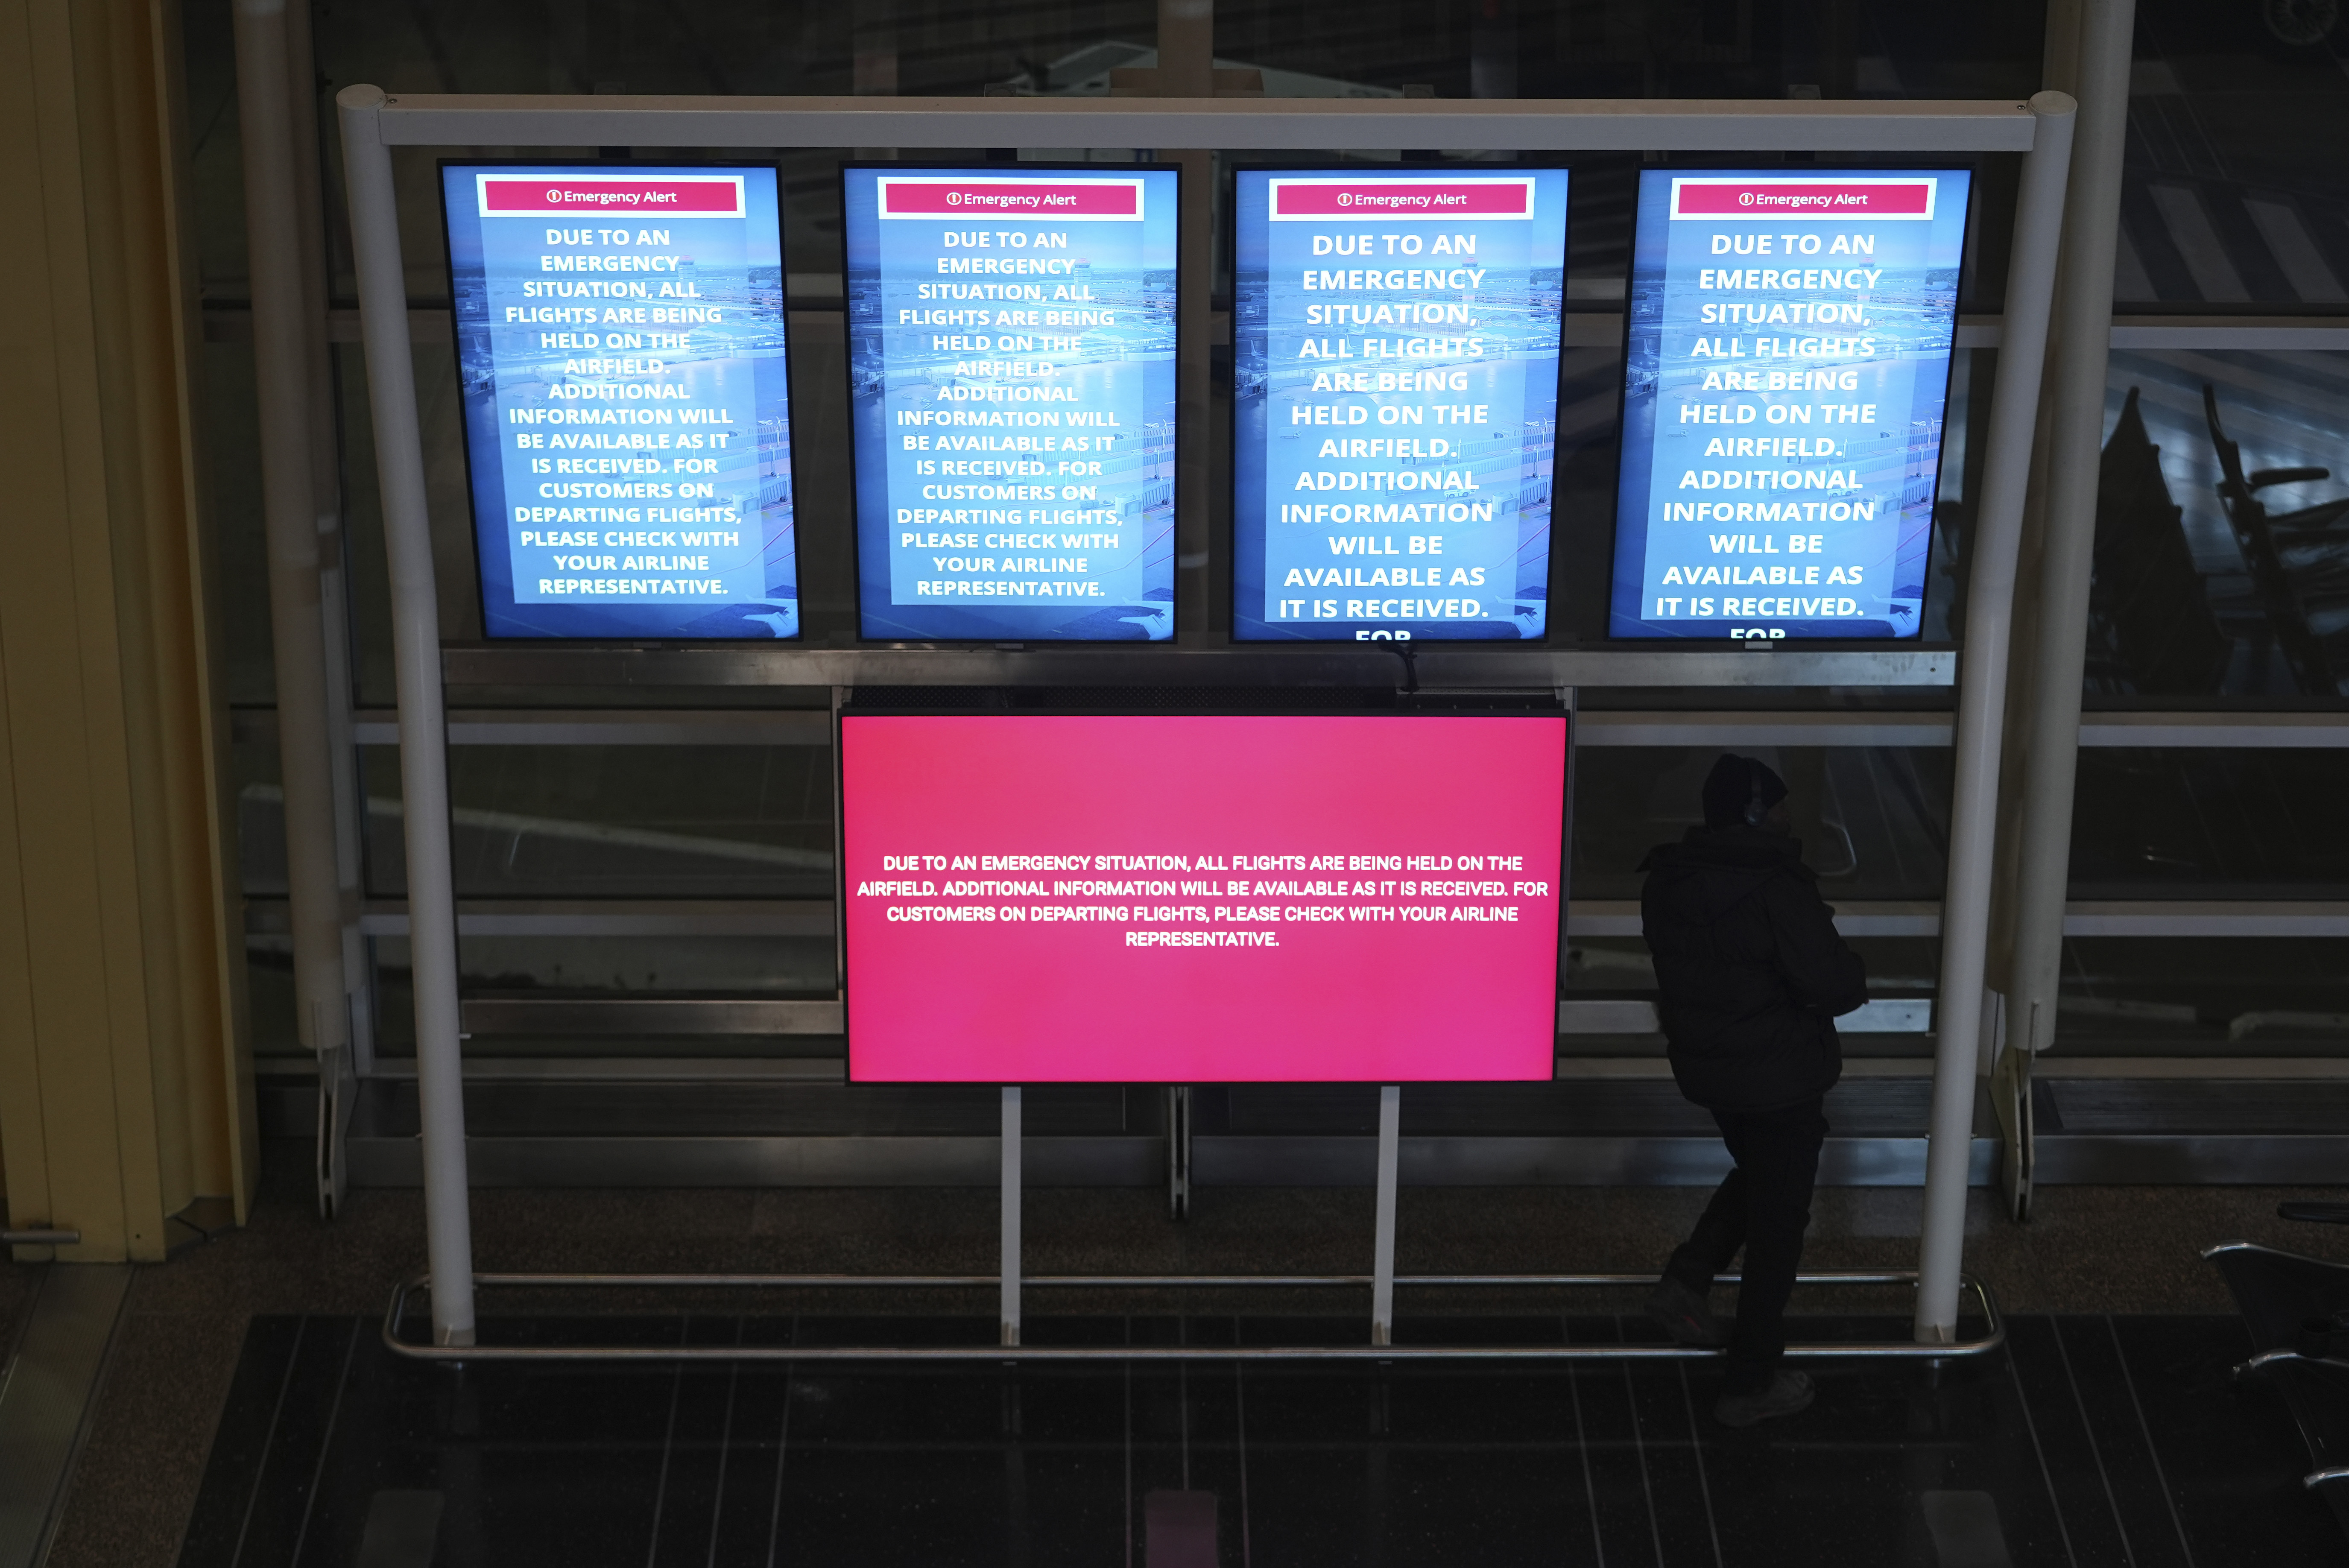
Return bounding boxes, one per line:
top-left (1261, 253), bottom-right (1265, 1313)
top-left (1609, 169), bottom-right (1973, 641)
top-left (843, 165), bottom-right (1182, 642)
top-left (440, 163), bottom-right (802, 639)
top-left (840, 711), bottom-right (1568, 1083)
top-left (1231, 168), bottom-right (1570, 643)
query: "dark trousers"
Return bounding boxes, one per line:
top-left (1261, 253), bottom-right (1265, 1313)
top-left (1664, 1097), bottom-right (1829, 1392)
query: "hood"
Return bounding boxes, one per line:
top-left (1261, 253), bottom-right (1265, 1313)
top-left (1638, 825), bottom-right (1812, 921)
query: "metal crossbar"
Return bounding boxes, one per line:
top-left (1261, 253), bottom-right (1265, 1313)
top-left (382, 1268), bottom-right (2004, 1363)
top-left (356, 91), bottom-right (2042, 153)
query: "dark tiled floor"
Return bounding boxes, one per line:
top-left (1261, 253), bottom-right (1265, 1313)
top-left (31, 1144), bottom-right (2349, 1568)
top-left (177, 1310), bottom-right (2340, 1568)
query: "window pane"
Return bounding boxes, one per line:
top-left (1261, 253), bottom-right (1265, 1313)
top-left (2071, 747), bottom-right (2349, 896)
top-left (1573, 745), bottom-right (1951, 901)
top-left (360, 744), bottom-right (834, 898)
top-left (1561, 935), bottom-right (1941, 1057)
top-left (2117, 12), bottom-right (2349, 307)
top-left (2091, 348), bottom-right (2349, 699)
top-left (368, 934), bottom-right (837, 1059)
top-left (2055, 937), bottom-right (2349, 1053)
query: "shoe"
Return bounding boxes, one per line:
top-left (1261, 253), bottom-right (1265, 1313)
top-left (1646, 1276), bottom-right (1731, 1348)
top-left (1713, 1369), bottom-right (1814, 1428)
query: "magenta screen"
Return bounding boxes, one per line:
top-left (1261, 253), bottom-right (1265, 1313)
top-left (840, 712), bottom-right (1568, 1083)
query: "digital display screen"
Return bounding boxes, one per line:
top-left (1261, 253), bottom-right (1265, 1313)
top-left (841, 712), bottom-right (1568, 1083)
top-left (843, 166), bottom-right (1182, 641)
top-left (440, 164), bottom-right (802, 639)
top-left (1231, 170), bottom-right (1570, 643)
top-left (1609, 169), bottom-right (1972, 641)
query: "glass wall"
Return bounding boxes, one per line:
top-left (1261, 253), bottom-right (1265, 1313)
top-left (181, 0), bottom-right (2349, 1076)
top-left (2062, 0), bottom-right (2349, 1053)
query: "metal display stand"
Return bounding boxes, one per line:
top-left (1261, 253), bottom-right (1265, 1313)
top-left (338, 86), bottom-right (2076, 1357)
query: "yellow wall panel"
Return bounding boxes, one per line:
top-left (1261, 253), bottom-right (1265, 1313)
top-left (0, 0), bottom-right (252, 1263)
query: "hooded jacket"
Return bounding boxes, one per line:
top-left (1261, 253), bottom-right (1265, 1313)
top-left (1638, 825), bottom-right (1869, 1112)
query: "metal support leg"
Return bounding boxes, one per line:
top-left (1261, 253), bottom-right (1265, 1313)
top-left (336, 86), bottom-right (476, 1347)
top-left (1372, 1085), bottom-right (1400, 1347)
top-left (1166, 1086), bottom-right (1192, 1220)
top-left (1001, 1086), bottom-right (1022, 1347)
top-left (1914, 90), bottom-right (2078, 1344)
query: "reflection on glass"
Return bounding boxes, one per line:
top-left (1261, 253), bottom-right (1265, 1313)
top-left (2117, 15), bottom-right (2349, 306)
top-left (455, 934), bottom-right (835, 995)
top-left (1565, 934), bottom-right (1941, 990)
top-left (360, 745), bottom-right (834, 899)
top-left (2090, 350), bottom-right (2349, 697)
top-left (368, 934), bottom-right (838, 1056)
top-left (1572, 746), bottom-right (1950, 901)
top-left (2055, 938), bottom-right (2349, 1053)
top-left (2072, 748), bottom-right (2349, 896)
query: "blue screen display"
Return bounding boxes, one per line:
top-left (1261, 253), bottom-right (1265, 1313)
top-left (1609, 168), bottom-right (1972, 642)
top-left (843, 165), bottom-right (1181, 642)
top-left (1231, 168), bottom-right (1568, 643)
top-left (441, 164), bottom-right (801, 640)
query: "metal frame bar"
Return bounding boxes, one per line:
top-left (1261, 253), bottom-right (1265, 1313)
top-left (425, 644), bottom-right (1960, 689)
top-left (336, 82), bottom-right (2075, 1352)
top-left (304, 1047), bottom-right (2349, 1082)
top-left (381, 1268), bottom-right (2004, 1362)
top-left (355, 91), bottom-right (2041, 151)
top-left (236, 704), bottom-right (2349, 749)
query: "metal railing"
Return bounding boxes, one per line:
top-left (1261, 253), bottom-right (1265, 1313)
top-left (383, 1267), bottom-right (2005, 1363)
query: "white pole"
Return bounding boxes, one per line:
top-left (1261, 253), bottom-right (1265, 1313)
top-left (2002, 0), bottom-right (2138, 1083)
top-left (335, 85), bottom-right (476, 1346)
top-left (232, 0), bottom-right (348, 1127)
top-left (1372, 1085), bottom-right (1399, 1346)
top-left (280, 0), bottom-right (377, 1091)
top-left (1914, 89), bottom-right (2078, 1343)
top-left (1001, 1086), bottom-right (1022, 1347)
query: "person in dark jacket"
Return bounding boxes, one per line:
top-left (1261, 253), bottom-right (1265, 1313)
top-left (1639, 753), bottom-right (1869, 1426)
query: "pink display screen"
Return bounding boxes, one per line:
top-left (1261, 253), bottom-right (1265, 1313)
top-left (841, 712), bottom-right (1568, 1083)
